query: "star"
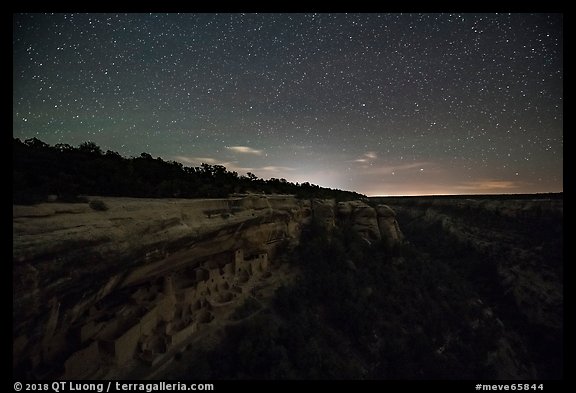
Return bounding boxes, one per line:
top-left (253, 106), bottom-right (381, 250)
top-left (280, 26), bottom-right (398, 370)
top-left (12, 13), bottom-right (563, 196)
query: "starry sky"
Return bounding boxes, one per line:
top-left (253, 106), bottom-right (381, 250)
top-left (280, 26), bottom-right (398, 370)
top-left (13, 13), bottom-right (563, 196)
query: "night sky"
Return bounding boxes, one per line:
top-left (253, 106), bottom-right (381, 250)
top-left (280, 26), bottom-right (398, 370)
top-left (13, 13), bottom-right (563, 196)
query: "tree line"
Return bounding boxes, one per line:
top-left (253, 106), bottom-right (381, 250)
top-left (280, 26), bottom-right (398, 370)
top-left (13, 137), bottom-right (365, 204)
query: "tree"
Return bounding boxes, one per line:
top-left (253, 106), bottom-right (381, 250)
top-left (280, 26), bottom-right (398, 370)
top-left (24, 137), bottom-right (49, 149)
top-left (13, 137), bottom-right (367, 204)
top-left (55, 143), bottom-right (74, 152)
top-left (78, 141), bottom-right (103, 155)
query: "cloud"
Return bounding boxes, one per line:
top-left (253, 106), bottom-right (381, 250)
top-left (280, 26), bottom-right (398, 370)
top-left (352, 151), bottom-right (378, 163)
top-left (259, 166), bottom-right (296, 172)
top-left (225, 146), bottom-right (264, 155)
top-left (361, 162), bottom-right (436, 175)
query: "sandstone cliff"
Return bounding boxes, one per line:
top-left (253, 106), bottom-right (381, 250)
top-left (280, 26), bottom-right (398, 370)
top-left (335, 200), bottom-right (404, 247)
top-left (13, 195), bottom-right (402, 379)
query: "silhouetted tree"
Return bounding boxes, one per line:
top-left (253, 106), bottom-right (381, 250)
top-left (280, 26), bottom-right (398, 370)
top-left (78, 141), bottom-right (103, 155)
top-left (12, 137), bottom-right (366, 204)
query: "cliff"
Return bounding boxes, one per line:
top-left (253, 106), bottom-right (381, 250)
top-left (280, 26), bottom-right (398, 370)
top-left (13, 195), bottom-right (402, 379)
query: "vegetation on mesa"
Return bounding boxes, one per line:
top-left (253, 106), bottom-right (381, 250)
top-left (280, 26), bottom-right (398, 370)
top-left (13, 137), bottom-right (365, 205)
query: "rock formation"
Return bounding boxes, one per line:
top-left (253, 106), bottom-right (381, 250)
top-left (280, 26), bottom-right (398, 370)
top-left (336, 200), bottom-right (404, 246)
top-left (375, 204), bottom-right (404, 248)
top-left (13, 195), bottom-right (402, 379)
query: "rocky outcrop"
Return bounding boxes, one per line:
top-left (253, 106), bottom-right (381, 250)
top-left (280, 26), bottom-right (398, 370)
top-left (375, 205), bottom-right (404, 247)
top-left (336, 200), bottom-right (404, 246)
top-left (13, 195), bottom-right (302, 378)
top-left (312, 199), bottom-right (336, 228)
top-left (13, 195), bottom-right (402, 379)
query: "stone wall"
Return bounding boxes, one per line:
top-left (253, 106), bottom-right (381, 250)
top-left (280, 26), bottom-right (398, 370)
top-left (56, 246), bottom-right (272, 377)
top-left (13, 195), bottom-right (404, 379)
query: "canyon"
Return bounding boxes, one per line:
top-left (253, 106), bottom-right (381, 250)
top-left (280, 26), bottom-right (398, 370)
top-left (376, 195), bottom-right (563, 379)
top-left (13, 194), bottom-right (562, 379)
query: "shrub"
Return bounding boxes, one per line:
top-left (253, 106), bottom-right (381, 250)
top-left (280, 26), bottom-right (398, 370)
top-left (89, 199), bottom-right (108, 211)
